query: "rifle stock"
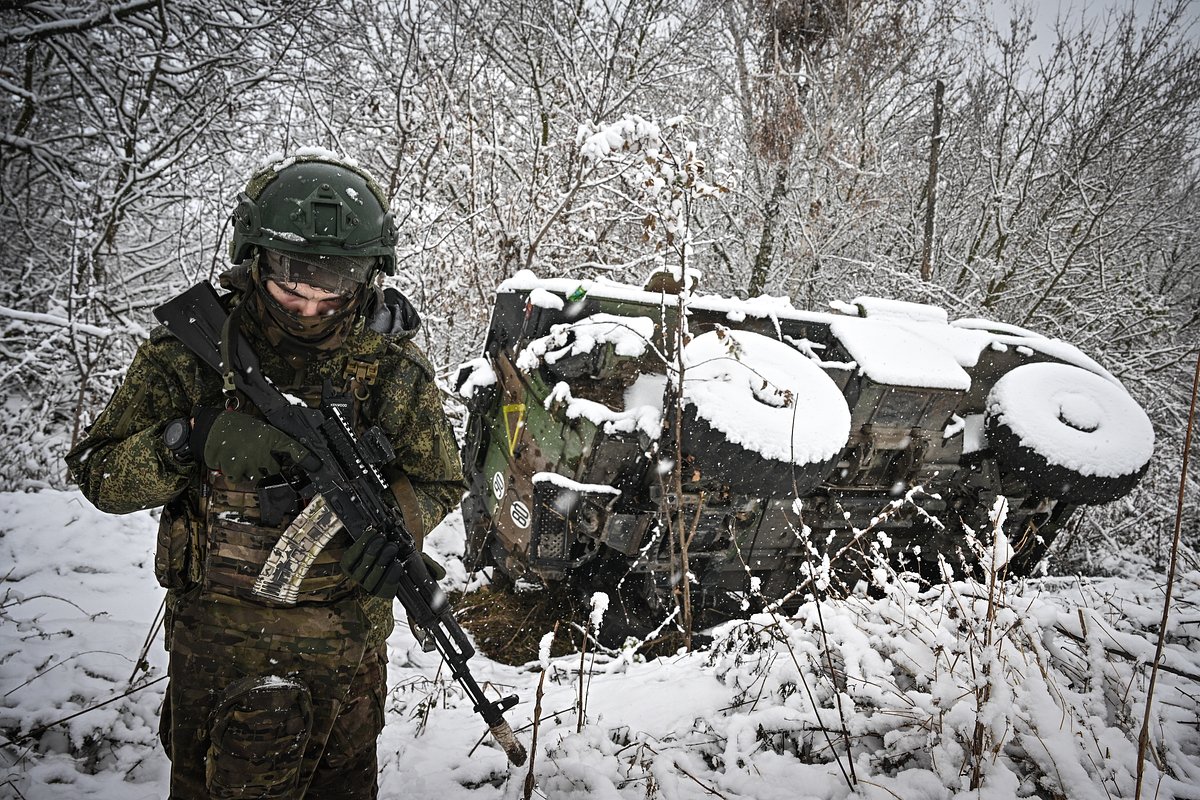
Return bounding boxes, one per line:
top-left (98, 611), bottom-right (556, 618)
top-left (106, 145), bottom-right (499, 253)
top-left (154, 282), bottom-right (527, 766)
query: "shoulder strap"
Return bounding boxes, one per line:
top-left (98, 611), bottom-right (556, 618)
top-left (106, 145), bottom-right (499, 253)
top-left (389, 473), bottom-right (427, 543)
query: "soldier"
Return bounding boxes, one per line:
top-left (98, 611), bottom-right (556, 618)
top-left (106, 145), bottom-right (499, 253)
top-left (66, 152), bottom-right (464, 799)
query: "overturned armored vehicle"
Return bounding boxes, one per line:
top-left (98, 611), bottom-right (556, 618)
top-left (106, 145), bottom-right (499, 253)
top-left (456, 271), bottom-right (1154, 622)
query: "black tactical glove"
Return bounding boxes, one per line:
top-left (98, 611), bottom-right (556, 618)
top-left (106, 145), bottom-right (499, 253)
top-left (191, 408), bottom-right (313, 483)
top-left (340, 532), bottom-right (405, 597)
top-left (340, 533), bottom-right (447, 598)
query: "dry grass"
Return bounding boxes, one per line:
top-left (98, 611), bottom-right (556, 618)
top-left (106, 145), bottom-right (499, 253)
top-left (450, 585), bottom-right (587, 665)
top-left (451, 584), bottom-right (693, 664)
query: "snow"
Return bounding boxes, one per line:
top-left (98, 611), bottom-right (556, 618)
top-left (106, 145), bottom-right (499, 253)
top-left (942, 412), bottom-right (986, 455)
top-left (683, 329), bottom-right (851, 465)
top-left (987, 496), bottom-right (1014, 570)
top-left (952, 317), bottom-right (1042, 338)
top-left (259, 145), bottom-right (360, 173)
top-left (261, 226), bottom-right (306, 243)
top-left (963, 414), bottom-right (986, 454)
top-left (578, 115), bottom-right (661, 162)
top-left (0, 305), bottom-right (113, 337)
top-left (544, 381), bottom-right (662, 439)
top-left (942, 413), bottom-right (966, 440)
top-left (848, 296), bottom-right (949, 325)
top-left (527, 288), bottom-right (564, 311)
top-left (538, 632), bottom-right (555, 670)
top-left (516, 313), bottom-right (655, 373)
top-left (3, 490), bottom-right (1198, 799)
top-left (532, 472), bottom-right (621, 496)
top-left (987, 362), bottom-right (1156, 477)
top-left (588, 592), bottom-right (609, 635)
top-left (784, 335), bottom-right (857, 372)
top-left (497, 273), bottom-right (1121, 388)
top-left (831, 318), bottom-right (972, 390)
top-left (623, 372), bottom-right (667, 412)
top-left (457, 357), bottom-right (498, 400)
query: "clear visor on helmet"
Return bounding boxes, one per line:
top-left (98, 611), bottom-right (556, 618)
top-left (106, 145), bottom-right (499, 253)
top-left (260, 248), bottom-right (375, 297)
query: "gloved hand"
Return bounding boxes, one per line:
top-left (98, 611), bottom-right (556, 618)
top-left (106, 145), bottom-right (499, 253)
top-left (191, 408), bottom-right (312, 483)
top-left (340, 533), bottom-right (447, 598)
top-left (340, 532), bottom-right (404, 597)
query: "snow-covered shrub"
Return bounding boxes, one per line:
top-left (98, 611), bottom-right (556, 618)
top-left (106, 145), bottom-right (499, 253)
top-left (700, 573), bottom-right (1200, 798)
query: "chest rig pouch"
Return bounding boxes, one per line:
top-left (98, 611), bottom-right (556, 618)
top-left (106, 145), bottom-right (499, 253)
top-left (201, 366), bottom-right (378, 608)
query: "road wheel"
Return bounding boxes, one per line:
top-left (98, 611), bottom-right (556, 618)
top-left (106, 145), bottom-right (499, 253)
top-left (681, 329), bottom-right (851, 497)
top-left (985, 362), bottom-right (1153, 505)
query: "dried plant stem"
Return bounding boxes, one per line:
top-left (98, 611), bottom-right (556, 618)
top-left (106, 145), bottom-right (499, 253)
top-left (1135, 348), bottom-right (1199, 799)
top-left (128, 595), bottom-right (165, 686)
top-left (524, 625), bottom-right (555, 800)
top-left (638, 742), bottom-right (730, 799)
top-left (810, 595), bottom-right (859, 785)
top-left (672, 289), bottom-right (695, 650)
top-left (768, 616), bottom-right (855, 791)
top-left (15, 675), bottom-right (167, 743)
top-left (577, 625), bottom-right (588, 734)
top-left (1060, 627), bottom-right (1200, 682)
top-left (791, 502), bottom-right (858, 787)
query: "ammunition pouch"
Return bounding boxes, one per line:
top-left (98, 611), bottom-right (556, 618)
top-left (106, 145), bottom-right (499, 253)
top-left (155, 497), bottom-right (199, 590)
top-left (206, 675), bottom-right (313, 799)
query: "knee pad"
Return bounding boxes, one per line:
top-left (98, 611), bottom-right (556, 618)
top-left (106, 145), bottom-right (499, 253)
top-left (206, 675), bottom-right (313, 799)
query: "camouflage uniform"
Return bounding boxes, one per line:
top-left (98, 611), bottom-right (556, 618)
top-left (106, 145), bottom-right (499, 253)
top-left (67, 273), bottom-right (463, 799)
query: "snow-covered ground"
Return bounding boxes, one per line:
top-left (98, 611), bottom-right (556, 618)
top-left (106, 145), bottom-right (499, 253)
top-left (2, 489), bottom-right (1198, 799)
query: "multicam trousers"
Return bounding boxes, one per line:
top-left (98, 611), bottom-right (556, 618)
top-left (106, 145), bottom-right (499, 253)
top-left (160, 591), bottom-right (386, 799)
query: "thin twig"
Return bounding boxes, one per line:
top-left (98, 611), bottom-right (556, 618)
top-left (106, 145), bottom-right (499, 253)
top-left (765, 615), bottom-right (855, 791)
top-left (3, 650), bottom-right (135, 699)
top-left (523, 622), bottom-right (555, 800)
top-left (11, 676), bottom-right (167, 744)
top-left (128, 595), bottom-right (166, 686)
top-left (1048, 622), bottom-right (1200, 683)
top-left (791, 502), bottom-right (858, 787)
top-left (1135, 347), bottom-right (1199, 799)
top-left (577, 619), bottom-right (588, 733)
top-left (638, 741), bottom-right (730, 799)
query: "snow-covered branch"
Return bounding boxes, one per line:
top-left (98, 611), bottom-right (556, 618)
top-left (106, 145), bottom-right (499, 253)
top-left (0, 305), bottom-right (112, 338)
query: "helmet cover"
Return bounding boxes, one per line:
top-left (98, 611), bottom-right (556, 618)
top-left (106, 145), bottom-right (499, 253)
top-left (230, 149), bottom-right (397, 275)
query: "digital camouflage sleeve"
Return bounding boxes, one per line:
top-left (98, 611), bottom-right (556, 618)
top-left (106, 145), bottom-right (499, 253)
top-left (66, 333), bottom-right (204, 514)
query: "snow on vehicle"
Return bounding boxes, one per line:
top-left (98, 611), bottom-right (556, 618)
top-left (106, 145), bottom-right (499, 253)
top-left (455, 270), bottom-right (1154, 623)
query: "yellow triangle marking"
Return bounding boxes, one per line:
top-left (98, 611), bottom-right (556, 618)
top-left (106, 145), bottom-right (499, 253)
top-left (502, 403), bottom-right (526, 456)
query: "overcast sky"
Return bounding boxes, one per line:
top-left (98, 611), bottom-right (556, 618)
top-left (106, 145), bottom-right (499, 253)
top-left (992, 0), bottom-right (1200, 61)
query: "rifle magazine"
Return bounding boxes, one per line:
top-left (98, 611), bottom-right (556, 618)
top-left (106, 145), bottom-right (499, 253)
top-left (253, 494), bottom-right (343, 605)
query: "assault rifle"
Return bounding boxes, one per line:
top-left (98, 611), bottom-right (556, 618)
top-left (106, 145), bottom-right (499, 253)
top-left (154, 282), bottom-right (526, 766)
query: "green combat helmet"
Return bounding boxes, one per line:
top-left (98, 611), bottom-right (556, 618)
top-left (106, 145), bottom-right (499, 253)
top-left (230, 150), bottom-right (398, 277)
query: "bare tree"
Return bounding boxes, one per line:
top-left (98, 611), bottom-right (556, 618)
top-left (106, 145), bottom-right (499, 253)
top-left (0, 1), bottom-right (314, 487)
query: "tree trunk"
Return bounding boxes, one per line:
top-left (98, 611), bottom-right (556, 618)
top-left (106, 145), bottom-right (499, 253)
top-left (748, 165), bottom-right (789, 297)
top-left (920, 79), bottom-right (945, 282)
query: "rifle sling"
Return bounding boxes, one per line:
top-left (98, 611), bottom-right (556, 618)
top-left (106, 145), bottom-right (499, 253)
top-left (389, 473), bottom-right (426, 547)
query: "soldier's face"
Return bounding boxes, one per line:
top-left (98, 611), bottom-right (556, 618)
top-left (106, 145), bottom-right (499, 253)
top-left (265, 279), bottom-right (352, 317)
